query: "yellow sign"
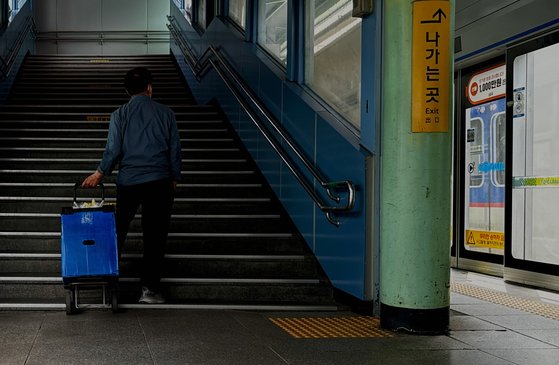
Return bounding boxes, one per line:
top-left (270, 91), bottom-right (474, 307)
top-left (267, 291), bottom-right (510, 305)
top-left (86, 116), bottom-right (111, 121)
top-left (411, 1), bottom-right (451, 132)
top-left (465, 230), bottom-right (504, 250)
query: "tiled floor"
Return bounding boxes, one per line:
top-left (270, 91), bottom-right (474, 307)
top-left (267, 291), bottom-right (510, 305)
top-left (1, 269), bottom-right (559, 364)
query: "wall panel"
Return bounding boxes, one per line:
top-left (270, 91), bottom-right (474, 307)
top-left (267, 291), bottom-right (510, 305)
top-left (34, 0), bottom-right (169, 55)
top-left (56, 0), bottom-right (102, 31)
top-left (102, 0), bottom-right (147, 31)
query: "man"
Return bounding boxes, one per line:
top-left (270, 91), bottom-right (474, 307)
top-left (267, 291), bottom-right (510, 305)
top-left (82, 67), bottom-right (181, 304)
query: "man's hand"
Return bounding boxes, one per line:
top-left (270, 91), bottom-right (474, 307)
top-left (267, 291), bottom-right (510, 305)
top-left (82, 170), bottom-right (104, 188)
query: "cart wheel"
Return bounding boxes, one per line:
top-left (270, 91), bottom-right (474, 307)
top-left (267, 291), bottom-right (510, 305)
top-left (111, 289), bottom-right (118, 313)
top-left (65, 289), bottom-right (76, 315)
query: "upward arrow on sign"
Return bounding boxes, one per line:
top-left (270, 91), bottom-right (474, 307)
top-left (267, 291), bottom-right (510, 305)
top-left (421, 8), bottom-right (447, 24)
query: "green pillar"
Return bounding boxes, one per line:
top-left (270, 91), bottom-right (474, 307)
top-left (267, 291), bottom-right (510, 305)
top-left (379, 0), bottom-right (454, 333)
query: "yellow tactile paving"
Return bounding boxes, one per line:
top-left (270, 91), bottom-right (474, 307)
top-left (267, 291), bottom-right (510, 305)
top-left (272, 282), bottom-right (559, 339)
top-left (451, 281), bottom-right (559, 321)
top-left (269, 316), bottom-right (393, 339)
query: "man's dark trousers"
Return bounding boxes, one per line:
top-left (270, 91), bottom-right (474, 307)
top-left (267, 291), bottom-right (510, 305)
top-left (115, 178), bottom-right (174, 292)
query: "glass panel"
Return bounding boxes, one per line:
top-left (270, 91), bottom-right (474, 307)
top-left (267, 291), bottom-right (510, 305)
top-left (228, 0), bottom-right (246, 30)
top-left (6, 0), bottom-right (28, 24)
top-left (467, 117), bottom-right (484, 188)
top-left (172, 0), bottom-right (183, 10)
top-left (198, 0), bottom-right (206, 30)
top-left (305, 0), bottom-right (361, 129)
top-left (7, 0), bottom-right (13, 23)
top-left (172, 0), bottom-right (192, 23)
top-left (464, 99), bottom-right (506, 254)
top-left (512, 42), bottom-right (559, 266)
top-left (257, 0), bottom-right (288, 65)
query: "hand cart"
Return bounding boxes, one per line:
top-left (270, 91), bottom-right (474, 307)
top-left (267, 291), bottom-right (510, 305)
top-left (60, 183), bottom-right (119, 314)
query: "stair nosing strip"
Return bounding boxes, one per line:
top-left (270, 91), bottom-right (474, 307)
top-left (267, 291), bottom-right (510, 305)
top-left (0, 277), bottom-right (317, 284)
top-left (0, 303), bottom-right (338, 311)
top-left (0, 148), bottom-right (240, 152)
top-left (0, 170), bottom-right (255, 174)
top-left (1, 104), bottom-right (203, 108)
top-left (0, 183), bottom-right (261, 188)
top-left (0, 129), bottom-right (228, 133)
top-left (0, 197), bottom-right (268, 202)
top-left (0, 138), bottom-right (233, 142)
top-left (0, 213), bottom-right (279, 219)
top-left (0, 158), bottom-right (246, 163)
top-left (120, 304), bottom-right (338, 311)
top-left (0, 113), bottom-right (219, 117)
top-left (0, 303), bottom-right (65, 309)
top-left (0, 253), bottom-right (304, 260)
top-left (0, 120), bottom-right (223, 124)
top-left (0, 232), bottom-right (291, 238)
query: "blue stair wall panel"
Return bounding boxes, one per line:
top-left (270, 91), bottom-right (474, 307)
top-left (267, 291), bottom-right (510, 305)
top-left (169, 6), bottom-right (368, 300)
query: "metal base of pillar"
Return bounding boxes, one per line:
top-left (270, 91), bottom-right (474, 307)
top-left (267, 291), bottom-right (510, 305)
top-left (380, 303), bottom-right (449, 335)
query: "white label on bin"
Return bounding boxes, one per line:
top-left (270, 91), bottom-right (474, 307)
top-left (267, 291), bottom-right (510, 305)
top-left (81, 212), bottom-right (93, 224)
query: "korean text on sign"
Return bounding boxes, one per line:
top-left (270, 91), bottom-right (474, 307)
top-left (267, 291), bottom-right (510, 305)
top-left (411, 1), bottom-right (451, 132)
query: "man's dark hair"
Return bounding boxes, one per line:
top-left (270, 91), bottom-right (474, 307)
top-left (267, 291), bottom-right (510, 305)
top-left (124, 67), bottom-right (153, 95)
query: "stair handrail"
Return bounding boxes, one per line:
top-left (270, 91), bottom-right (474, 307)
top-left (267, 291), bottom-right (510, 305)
top-left (0, 16), bottom-right (36, 79)
top-left (167, 15), bottom-right (355, 227)
top-left (35, 30), bottom-right (171, 43)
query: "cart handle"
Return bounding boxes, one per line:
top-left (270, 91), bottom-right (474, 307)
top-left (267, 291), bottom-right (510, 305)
top-left (74, 183), bottom-right (105, 207)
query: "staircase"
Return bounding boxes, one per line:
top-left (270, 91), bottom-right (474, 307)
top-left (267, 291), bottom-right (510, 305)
top-left (0, 55), bottom-right (338, 310)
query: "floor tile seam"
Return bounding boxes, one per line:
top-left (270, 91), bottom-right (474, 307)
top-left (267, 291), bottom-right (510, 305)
top-left (266, 345), bottom-right (290, 365)
top-left (476, 348), bottom-right (521, 365)
top-left (451, 326), bottom-right (559, 351)
top-left (447, 332), bottom-right (527, 356)
top-left (473, 315), bottom-right (559, 334)
top-left (23, 312), bottom-right (46, 365)
top-left (451, 281), bottom-right (559, 321)
top-left (136, 312), bottom-right (156, 365)
top-left (506, 328), bottom-right (559, 349)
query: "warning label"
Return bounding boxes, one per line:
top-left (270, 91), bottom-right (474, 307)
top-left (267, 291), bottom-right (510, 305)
top-left (465, 230), bottom-right (504, 249)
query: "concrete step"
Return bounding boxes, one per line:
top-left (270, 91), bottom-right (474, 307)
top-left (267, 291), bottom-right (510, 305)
top-left (0, 215), bottom-right (289, 233)
top-left (0, 159), bottom-right (253, 172)
top-left (7, 90), bottom-right (195, 101)
top-left (0, 104), bottom-right (218, 113)
top-left (6, 96), bottom-right (195, 105)
top-left (0, 277), bottom-right (335, 305)
top-left (0, 198), bottom-right (280, 216)
top-left (0, 111), bottom-right (221, 121)
top-left (0, 253), bottom-right (319, 278)
top-left (0, 171), bottom-right (261, 185)
top-left (0, 147), bottom-right (244, 159)
top-left (0, 128), bottom-right (233, 140)
top-left (0, 183), bottom-right (268, 199)
top-left (0, 119), bottom-right (226, 130)
top-left (0, 137), bottom-right (239, 149)
top-left (0, 233), bottom-right (307, 255)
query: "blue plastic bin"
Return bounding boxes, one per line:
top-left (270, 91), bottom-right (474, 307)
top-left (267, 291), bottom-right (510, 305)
top-left (60, 206), bottom-right (119, 282)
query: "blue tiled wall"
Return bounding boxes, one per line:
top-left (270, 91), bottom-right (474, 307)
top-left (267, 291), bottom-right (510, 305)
top-left (169, 6), bottom-right (369, 299)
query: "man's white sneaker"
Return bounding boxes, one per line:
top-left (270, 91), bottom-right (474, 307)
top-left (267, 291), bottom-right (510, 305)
top-left (138, 286), bottom-right (165, 304)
